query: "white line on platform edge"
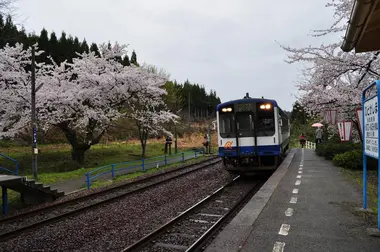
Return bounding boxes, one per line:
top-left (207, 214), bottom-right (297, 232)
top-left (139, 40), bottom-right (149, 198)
top-left (290, 197), bottom-right (297, 204)
top-left (295, 180), bottom-right (301, 185)
top-left (292, 188), bottom-right (299, 194)
top-left (285, 208), bottom-right (293, 217)
top-left (279, 224), bottom-right (291, 236)
top-left (272, 242), bottom-right (285, 252)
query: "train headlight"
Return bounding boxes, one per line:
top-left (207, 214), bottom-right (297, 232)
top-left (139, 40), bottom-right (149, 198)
top-left (222, 107), bottom-right (232, 112)
top-left (260, 104), bottom-right (271, 110)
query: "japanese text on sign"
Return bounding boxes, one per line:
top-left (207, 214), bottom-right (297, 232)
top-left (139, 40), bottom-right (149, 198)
top-left (364, 96), bottom-right (378, 158)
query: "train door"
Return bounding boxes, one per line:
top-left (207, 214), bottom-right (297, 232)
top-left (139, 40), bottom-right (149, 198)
top-left (278, 114), bottom-right (283, 150)
top-left (235, 112), bottom-right (256, 152)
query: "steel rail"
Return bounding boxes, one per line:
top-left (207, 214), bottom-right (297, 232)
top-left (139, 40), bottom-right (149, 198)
top-left (122, 175), bottom-right (265, 252)
top-left (0, 157), bottom-right (221, 242)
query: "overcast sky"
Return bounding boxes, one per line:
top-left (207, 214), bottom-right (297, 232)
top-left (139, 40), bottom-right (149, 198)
top-left (14, 0), bottom-right (341, 111)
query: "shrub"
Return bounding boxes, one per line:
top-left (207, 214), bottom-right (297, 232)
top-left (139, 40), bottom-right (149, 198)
top-left (315, 144), bottom-right (326, 157)
top-left (315, 142), bottom-right (361, 160)
top-left (332, 149), bottom-right (362, 170)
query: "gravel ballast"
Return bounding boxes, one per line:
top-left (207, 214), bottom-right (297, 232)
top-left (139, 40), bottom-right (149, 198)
top-left (0, 158), bottom-right (220, 235)
top-left (0, 162), bottom-right (232, 252)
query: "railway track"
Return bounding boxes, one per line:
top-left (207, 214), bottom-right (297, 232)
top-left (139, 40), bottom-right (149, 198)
top-left (122, 175), bottom-right (266, 252)
top-left (0, 156), bottom-right (221, 242)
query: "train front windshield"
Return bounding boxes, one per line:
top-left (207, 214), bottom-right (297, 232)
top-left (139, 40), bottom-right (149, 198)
top-left (218, 102), bottom-right (275, 137)
top-left (256, 104), bottom-right (275, 136)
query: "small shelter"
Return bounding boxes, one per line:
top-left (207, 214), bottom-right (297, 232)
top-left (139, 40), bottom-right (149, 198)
top-left (341, 0), bottom-right (380, 53)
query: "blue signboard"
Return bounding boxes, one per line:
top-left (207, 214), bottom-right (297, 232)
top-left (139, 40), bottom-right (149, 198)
top-left (362, 80), bottom-right (380, 231)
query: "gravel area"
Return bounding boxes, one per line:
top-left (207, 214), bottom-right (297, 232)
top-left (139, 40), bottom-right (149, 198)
top-left (0, 162), bottom-right (231, 252)
top-left (0, 158), bottom-right (220, 236)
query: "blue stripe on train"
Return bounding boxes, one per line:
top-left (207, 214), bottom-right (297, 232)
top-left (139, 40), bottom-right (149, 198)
top-left (218, 145), bottom-right (281, 157)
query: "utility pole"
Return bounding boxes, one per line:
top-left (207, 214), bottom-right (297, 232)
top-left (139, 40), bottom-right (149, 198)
top-left (31, 46), bottom-right (38, 180)
top-left (174, 96), bottom-right (178, 154)
top-left (188, 91), bottom-right (191, 122)
top-left (206, 105), bottom-right (213, 154)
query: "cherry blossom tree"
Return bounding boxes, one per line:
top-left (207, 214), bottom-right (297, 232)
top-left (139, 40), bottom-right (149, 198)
top-left (0, 43), bottom-right (50, 138)
top-left (39, 43), bottom-right (174, 164)
top-left (0, 0), bottom-right (15, 15)
top-left (128, 63), bottom-right (179, 157)
top-left (278, 0), bottom-right (380, 140)
top-left (1, 42), bottom-right (178, 164)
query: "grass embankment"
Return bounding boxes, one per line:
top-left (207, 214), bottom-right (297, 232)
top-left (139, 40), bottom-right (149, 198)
top-left (88, 155), bottom-right (210, 189)
top-left (0, 132), bottom-right (217, 184)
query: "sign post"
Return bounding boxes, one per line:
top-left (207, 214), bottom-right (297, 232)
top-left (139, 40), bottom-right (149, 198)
top-left (362, 80), bottom-right (380, 234)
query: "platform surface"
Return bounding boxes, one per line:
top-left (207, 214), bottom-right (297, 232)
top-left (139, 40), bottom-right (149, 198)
top-left (0, 174), bottom-right (22, 185)
top-left (205, 148), bottom-right (380, 252)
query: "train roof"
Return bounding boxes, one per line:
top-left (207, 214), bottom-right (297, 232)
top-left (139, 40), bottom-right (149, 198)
top-left (216, 98), bottom-right (279, 111)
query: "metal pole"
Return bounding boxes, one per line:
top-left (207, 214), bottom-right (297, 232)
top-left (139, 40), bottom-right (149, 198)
top-left (362, 90), bottom-right (367, 210)
top-left (188, 91), bottom-right (191, 122)
top-left (2, 186), bottom-right (8, 215)
top-left (207, 123), bottom-right (211, 154)
top-left (175, 96), bottom-right (178, 154)
top-left (31, 46), bottom-right (38, 181)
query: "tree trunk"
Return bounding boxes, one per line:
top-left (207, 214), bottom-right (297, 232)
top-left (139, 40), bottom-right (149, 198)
top-left (56, 121), bottom-right (105, 164)
top-left (141, 140), bottom-right (147, 158)
top-left (137, 122), bottom-right (148, 158)
top-left (71, 144), bottom-right (91, 164)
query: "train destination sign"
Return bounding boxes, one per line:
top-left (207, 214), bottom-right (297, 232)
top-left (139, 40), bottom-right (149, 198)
top-left (364, 95), bottom-right (378, 158)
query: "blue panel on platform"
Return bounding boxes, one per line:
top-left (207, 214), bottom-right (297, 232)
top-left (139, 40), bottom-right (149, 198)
top-left (218, 145), bottom-right (281, 157)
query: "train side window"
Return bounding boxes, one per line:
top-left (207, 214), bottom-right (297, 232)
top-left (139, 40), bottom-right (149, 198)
top-left (219, 115), bottom-right (235, 138)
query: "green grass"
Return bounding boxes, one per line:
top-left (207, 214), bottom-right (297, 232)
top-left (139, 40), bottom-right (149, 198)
top-left (32, 168), bottom-right (92, 185)
top-left (342, 169), bottom-right (378, 214)
top-left (0, 142), bottom-right (202, 185)
top-left (88, 155), bottom-right (209, 189)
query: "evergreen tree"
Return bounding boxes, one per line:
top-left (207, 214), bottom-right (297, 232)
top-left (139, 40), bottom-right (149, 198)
top-left (291, 101), bottom-right (308, 124)
top-left (49, 31), bottom-right (58, 63)
top-left (1, 15), bottom-right (18, 46)
top-left (131, 50), bottom-right (138, 66)
top-left (18, 27), bottom-right (29, 50)
top-left (57, 31), bottom-right (68, 63)
top-left (73, 36), bottom-right (81, 55)
top-left (121, 54), bottom-right (130, 66)
top-left (0, 14), bottom-right (5, 47)
top-left (90, 42), bottom-right (100, 57)
top-left (38, 28), bottom-right (50, 63)
top-left (80, 39), bottom-right (89, 53)
top-left (66, 35), bottom-right (75, 62)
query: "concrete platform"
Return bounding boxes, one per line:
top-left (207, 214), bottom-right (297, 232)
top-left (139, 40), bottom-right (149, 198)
top-left (0, 175), bottom-right (23, 186)
top-left (205, 148), bottom-right (380, 252)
